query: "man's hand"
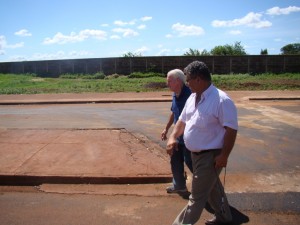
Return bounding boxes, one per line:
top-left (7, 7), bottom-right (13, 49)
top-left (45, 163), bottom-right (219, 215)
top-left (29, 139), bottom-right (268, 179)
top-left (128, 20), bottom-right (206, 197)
top-left (214, 153), bottom-right (228, 169)
top-left (215, 127), bottom-right (237, 168)
top-left (166, 138), bottom-right (178, 156)
top-left (165, 120), bottom-right (185, 156)
top-left (161, 129), bottom-right (168, 141)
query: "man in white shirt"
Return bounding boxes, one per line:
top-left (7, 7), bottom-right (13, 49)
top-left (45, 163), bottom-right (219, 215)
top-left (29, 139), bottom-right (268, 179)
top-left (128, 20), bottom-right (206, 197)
top-left (167, 61), bottom-right (238, 225)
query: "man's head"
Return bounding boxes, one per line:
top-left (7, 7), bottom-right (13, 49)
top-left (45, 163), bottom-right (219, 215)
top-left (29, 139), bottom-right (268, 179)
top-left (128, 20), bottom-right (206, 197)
top-left (167, 69), bottom-right (185, 93)
top-left (184, 61), bottom-right (211, 93)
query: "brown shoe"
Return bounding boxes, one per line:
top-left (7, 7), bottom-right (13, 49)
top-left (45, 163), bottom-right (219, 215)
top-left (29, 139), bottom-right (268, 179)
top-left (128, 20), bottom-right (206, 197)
top-left (205, 217), bottom-right (232, 225)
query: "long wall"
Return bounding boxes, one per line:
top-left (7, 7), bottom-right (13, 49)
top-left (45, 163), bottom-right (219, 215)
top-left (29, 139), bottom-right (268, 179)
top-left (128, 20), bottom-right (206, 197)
top-left (0, 55), bottom-right (299, 77)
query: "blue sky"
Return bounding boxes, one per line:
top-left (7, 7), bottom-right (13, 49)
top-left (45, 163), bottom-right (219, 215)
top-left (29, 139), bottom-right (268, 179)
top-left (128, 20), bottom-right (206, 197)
top-left (1, 0), bottom-right (300, 62)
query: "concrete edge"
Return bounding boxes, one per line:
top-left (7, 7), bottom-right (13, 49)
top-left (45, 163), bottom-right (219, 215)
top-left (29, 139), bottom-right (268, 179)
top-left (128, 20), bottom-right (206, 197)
top-left (0, 175), bottom-right (173, 186)
top-left (0, 97), bottom-right (299, 105)
top-left (249, 97), bottom-right (300, 101)
top-left (0, 99), bottom-right (172, 105)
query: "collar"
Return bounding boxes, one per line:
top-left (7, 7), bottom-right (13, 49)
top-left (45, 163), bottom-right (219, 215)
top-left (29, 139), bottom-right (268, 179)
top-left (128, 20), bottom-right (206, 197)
top-left (199, 84), bottom-right (214, 102)
top-left (173, 85), bottom-right (188, 98)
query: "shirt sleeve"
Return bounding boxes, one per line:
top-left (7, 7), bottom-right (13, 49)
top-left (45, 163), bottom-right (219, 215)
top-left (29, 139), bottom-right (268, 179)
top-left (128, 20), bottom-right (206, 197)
top-left (218, 97), bottom-right (238, 130)
top-left (179, 96), bottom-right (190, 124)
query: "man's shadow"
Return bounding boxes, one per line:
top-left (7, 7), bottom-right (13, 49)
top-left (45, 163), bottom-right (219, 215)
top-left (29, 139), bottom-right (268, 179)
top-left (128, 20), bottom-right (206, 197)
top-left (205, 203), bottom-right (249, 225)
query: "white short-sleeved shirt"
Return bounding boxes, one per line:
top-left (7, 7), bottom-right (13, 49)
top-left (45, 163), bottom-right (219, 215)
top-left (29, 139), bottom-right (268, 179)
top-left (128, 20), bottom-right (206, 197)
top-left (179, 84), bottom-right (238, 152)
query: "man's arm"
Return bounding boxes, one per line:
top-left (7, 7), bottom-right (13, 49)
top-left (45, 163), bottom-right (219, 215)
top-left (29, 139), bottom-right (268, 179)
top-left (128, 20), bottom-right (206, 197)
top-left (214, 126), bottom-right (237, 168)
top-left (161, 113), bottom-right (174, 141)
top-left (166, 120), bottom-right (185, 156)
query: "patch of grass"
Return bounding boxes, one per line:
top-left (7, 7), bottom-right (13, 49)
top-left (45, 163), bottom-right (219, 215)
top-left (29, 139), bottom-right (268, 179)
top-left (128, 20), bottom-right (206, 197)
top-left (212, 73), bottom-right (300, 90)
top-left (0, 72), bottom-right (299, 94)
top-left (0, 73), bottom-right (167, 94)
top-left (59, 71), bottom-right (106, 79)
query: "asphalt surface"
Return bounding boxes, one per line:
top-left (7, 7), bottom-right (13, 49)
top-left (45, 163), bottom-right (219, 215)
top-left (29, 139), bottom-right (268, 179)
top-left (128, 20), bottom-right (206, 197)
top-left (0, 90), bottom-right (299, 225)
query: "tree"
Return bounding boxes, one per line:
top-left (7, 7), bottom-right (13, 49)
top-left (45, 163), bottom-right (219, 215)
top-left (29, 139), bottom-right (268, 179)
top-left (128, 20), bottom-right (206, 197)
top-left (200, 49), bottom-right (211, 56)
top-left (280, 43), bottom-right (300, 55)
top-left (260, 49), bottom-right (268, 55)
top-left (183, 48), bottom-right (210, 56)
top-left (210, 41), bottom-right (247, 56)
top-left (122, 52), bottom-right (142, 57)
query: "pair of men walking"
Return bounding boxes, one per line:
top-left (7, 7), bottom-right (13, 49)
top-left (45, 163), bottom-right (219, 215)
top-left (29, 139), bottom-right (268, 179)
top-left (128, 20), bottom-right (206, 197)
top-left (162, 61), bottom-right (238, 225)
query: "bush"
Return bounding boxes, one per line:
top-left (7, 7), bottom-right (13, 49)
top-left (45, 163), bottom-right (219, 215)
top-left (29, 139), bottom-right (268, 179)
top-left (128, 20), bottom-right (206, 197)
top-left (59, 72), bottom-right (105, 79)
top-left (128, 72), bottom-right (165, 78)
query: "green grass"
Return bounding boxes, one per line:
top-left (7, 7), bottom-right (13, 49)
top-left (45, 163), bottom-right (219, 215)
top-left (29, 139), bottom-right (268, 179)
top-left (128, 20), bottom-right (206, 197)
top-left (0, 72), bottom-right (299, 94)
top-left (212, 73), bottom-right (300, 90)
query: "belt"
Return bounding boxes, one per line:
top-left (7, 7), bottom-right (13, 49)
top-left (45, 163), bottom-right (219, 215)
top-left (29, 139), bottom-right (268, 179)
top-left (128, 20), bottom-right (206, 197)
top-left (192, 149), bottom-right (220, 155)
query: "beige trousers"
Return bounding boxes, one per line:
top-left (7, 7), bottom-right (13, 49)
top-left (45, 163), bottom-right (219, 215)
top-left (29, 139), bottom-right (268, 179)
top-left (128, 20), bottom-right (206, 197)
top-left (172, 150), bottom-right (232, 225)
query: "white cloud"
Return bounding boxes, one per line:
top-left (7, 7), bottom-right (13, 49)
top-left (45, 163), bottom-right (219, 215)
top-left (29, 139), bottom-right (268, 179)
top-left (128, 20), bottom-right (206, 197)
top-left (266, 6), bottom-right (300, 15)
top-left (6, 42), bottom-right (24, 49)
top-left (229, 30), bottom-right (242, 35)
top-left (15, 29), bottom-right (32, 37)
top-left (157, 48), bottom-right (171, 56)
top-left (69, 50), bottom-right (91, 57)
top-left (137, 24), bottom-right (146, 30)
top-left (43, 29), bottom-right (107, 44)
top-left (0, 35), bottom-right (24, 50)
top-left (110, 35), bottom-right (121, 39)
top-left (25, 50), bottom-right (93, 61)
top-left (28, 51), bottom-right (65, 60)
top-left (140, 16), bottom-right (152, 21)
top-left (165, 34), bottom-right (173, 38)
top-left (114, 20), bottom-right (136, 26)
top-left (112, 28), bottom-right (139, 38)
top-left (80, 29), bottom-right (107, 40)
top-left (0, 35), bottom-right (7, 48)
top-left (7, 55), bottom-right (27, 61)
top-left (176, 48), bottom-right (186, 53)
top-left (135, 46), bottom-right (149, 55)
top-left (171, 23), bottom-right (205, 37)
top-left (101, 23), bottom-right (109, 27)
top-left (212, 12), bottom-right (272, 29)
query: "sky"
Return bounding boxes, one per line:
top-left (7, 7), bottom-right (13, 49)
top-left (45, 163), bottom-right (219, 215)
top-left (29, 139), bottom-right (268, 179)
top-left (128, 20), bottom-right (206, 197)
top-left (0, 0), bottom-right (300, 62)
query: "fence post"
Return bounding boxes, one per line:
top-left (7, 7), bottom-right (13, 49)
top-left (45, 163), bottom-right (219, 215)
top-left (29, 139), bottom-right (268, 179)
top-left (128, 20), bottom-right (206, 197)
top-left (130, 58), bottom-right (132, 74)
top-left (230, 57), bottom-right (232, 74)
top-left (247, 57), bottom-right (250, 74)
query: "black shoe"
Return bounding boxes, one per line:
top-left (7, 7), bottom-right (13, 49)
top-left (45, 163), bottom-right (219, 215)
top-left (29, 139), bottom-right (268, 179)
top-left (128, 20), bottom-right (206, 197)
top-left (205, 217), bottom-right (232, 225)
top-left (166, 186), bottom-right (188, 194)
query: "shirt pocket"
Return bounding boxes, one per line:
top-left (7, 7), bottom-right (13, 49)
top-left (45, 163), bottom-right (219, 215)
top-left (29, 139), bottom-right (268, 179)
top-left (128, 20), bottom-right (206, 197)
top-left (193, 113), bottom-right (215, 129)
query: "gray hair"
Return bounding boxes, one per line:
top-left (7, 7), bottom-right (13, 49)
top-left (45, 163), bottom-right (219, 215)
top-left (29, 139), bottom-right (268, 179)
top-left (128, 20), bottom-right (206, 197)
top-left (167, 69), bottom-right (186, 83)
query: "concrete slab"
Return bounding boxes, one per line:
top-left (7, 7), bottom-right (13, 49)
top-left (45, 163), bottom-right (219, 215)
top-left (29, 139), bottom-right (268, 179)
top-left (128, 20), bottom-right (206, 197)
top-left (0, 90), bottom-right (299, 192)
top-left (0, 129), bottom-right (172, 185)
